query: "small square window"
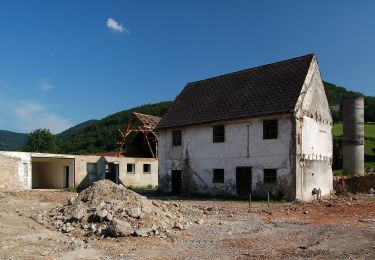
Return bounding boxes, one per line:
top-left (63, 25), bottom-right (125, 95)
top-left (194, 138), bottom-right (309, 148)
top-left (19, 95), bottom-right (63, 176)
top-left (213, 169), bottom-right (224, 183)
top-left (87, 163), bottom-right (97, 174)
top-left (143, 164), bottom-right (151, 174)
top-left (172, 130), bottom-right (182, 146)
top-left (264, 169), bottom-right (277, 184)
top-left (213, 125), bottom-right (225, 143)
top-left (127, 163), bottom-right (135, 173)
top-left (263, 120), bottom-right (278, 139)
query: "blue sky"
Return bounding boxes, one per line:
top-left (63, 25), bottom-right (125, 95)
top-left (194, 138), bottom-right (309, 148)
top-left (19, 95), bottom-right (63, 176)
top-left (0, 1), bottom-right (374, 134)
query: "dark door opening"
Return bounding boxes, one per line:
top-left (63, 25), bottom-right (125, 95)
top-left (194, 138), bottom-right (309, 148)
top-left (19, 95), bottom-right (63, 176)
top-left (65, 166), bottom-right (69, 188)
top-left (236, 167), bottom-right (252, 197)
top-left (171, 170), bottom-right (182, 195)
top-left (106, 163), bottom-right (119, 184)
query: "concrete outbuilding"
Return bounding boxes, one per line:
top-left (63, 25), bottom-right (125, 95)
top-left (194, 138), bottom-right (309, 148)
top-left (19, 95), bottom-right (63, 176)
top-left (0, 151), bottom-right (158, 190)
top-left (157, 54), bottom-right (333, 201)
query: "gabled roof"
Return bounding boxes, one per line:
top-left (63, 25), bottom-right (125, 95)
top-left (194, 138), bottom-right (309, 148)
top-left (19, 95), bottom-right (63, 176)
top-left (133, 112), bottom-right (161, 130)
top-left (157, 54), bottom-right (314, 129)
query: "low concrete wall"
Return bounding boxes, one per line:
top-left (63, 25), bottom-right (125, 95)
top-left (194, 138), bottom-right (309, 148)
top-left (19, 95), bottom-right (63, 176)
top-left (0, 156), bottom-right (20, 189)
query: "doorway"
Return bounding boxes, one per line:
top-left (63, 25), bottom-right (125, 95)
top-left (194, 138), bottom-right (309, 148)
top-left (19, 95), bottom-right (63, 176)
top-left (31, 157), bottom-right (74, 189)
top-left (65, 166), bottom-right (69, 188)
top-left (171, 170), bottom-right (182, 195)
top-left (106, 163), bottom-right (119, 184)
top-left (236, 167), bottom-right (252, 197)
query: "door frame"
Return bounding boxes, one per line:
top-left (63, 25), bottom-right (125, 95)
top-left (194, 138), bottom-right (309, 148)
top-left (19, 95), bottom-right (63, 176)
top-left (236, 166), bottom-right (252, 197)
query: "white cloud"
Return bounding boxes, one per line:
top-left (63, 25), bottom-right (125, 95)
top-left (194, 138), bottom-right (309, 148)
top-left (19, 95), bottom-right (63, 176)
top-left (38, 82), bottom-right (54, 92)
top-left (0, 80), bottom-right (72, 134)
top-left (13, 101), bottom-right (71, 134)
top-left (106, 18), bottom-right (126, 33)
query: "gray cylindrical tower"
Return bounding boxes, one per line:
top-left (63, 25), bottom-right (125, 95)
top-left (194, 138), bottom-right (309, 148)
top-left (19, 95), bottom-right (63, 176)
top-left (343, 97), bottom-right (365, 176)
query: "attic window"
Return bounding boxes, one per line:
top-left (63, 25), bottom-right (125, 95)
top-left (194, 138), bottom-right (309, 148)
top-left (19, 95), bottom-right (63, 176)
top-left (263, 120), bottom-right (278, 139)
top-left (213, 125), bottom-right (225, 143)
top-left (264, 169), bottom-right (277, 184)
top-left (213, 169), bottom-right (224, 183)
top-left (172, 130), bottom-right (182, 146)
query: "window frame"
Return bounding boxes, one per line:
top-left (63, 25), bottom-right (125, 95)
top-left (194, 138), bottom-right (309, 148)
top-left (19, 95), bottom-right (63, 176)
top-left (126, 163), bottom-right (135, 174)
top-left (263, 119), bottom-right (278, 139)
top-left (263, 169), bottom-right (277, 184)
top-left (172, 130), bottom-right (182, 146)
top-left (143, 163), bottom-right (151, 174)
top-left (213, 125), bottom-right (225, 143)
top-left (212, 168), bottom-right (225, 183)
top-left (87, 163), bottom-right (97, 175)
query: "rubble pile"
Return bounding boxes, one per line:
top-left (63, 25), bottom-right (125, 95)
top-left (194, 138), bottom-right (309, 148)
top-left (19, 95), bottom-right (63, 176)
top-left (44, 180), bottom-right (186, 238)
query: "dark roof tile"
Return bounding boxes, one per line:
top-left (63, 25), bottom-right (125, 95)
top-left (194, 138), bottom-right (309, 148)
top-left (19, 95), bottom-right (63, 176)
top-left (158, 54), bottom-right (314, 129)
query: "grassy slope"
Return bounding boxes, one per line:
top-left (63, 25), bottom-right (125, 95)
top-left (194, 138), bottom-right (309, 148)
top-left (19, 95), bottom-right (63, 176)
top-left (332, 123), bottom-right (375, 175)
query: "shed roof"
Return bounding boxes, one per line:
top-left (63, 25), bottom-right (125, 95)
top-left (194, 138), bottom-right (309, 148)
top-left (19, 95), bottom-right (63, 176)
top-left (157, 54), bottom-right (314, 129)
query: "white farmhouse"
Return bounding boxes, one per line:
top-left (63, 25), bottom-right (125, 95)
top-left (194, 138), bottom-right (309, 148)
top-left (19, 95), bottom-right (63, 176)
top-left (157, 54), bottom-right (333, 201)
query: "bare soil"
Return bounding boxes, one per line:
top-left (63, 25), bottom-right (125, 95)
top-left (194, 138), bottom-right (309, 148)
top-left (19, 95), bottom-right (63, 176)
top-left (0, 190), bottom-right (374, 259)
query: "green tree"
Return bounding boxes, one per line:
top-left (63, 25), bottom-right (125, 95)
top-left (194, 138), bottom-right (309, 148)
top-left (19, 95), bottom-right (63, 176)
top-left (23, 128), bottom-right (60, 153)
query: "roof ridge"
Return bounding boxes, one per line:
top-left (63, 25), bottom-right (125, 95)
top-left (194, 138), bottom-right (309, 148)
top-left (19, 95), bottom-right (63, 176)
top-left (186, 53), bottom-right (315, 86)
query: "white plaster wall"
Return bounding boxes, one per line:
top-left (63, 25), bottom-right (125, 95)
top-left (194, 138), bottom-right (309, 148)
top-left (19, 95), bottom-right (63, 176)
top-left (302, 117), bottom-right (332, 158)
top-left (159, 115), bottom-right (294, 198)
top-left (74, 155), bottom-right (158, 188)
top-left (0, 151), bottom-right (32, 189)
top-left (294, 56), bottom-right (333, 201)
top-left (31, 158), bottom-right (74, 189)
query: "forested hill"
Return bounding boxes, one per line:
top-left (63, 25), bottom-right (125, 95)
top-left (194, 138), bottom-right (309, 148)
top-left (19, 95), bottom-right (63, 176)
top-left (1, 82), bottom-right (374, 154)
top-left (0, 130), bottom-right (28, 150)
top-left (60, 101), bottom-right (172, 154)
top-left (324, 82), bottom-right (375, 122)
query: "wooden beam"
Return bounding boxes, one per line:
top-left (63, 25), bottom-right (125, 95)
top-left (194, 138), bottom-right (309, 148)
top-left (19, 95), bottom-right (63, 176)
top-left (138, 126), bottom-right (155, 158)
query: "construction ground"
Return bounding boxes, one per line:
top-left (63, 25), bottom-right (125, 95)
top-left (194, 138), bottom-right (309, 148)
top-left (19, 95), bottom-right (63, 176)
top-left (0, 183), bottom-right (374, 259)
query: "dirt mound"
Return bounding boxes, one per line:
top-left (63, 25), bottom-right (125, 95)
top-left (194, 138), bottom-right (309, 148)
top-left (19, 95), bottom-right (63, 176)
top-left (44, 180), bottom-right (186, 238)
top-left (334, 174), bottom-right (375, 195)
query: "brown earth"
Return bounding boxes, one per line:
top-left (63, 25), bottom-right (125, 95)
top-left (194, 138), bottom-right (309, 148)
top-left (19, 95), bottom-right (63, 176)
top-left (334, 173), bottom-right (375, 194)
top-left (0, 189), bottom-right (374, 259)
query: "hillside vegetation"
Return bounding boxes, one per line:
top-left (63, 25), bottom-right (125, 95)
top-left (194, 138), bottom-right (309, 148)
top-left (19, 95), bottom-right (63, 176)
top-left (56, 120), bottom-right (98, 140)
top-left (61, 101), bottom-right (172, 154)
top-left (0, 130), bottom-right (28, 150)
top-left (332, 123), bottom-right (375, 175)
top-left (324, 82), bottom-right (375, 122)
top-left (1, 81), bottom-right (374, 155)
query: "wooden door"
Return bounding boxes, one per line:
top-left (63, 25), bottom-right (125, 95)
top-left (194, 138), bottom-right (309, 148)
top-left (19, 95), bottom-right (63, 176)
top-left (236, 167), bottom-right (252, 197)
top-left (171, 170), bottom-right (182, 195)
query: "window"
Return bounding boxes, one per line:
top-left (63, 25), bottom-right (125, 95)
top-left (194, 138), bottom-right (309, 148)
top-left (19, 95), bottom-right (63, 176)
top-left (172, 130), bottom-right (182, 146)
top-left (127, 163), bottom-right (135, 174)
top-left (143, 164), bottom-right (151, 174)
top-left (264, 169), bottom-right (277, 184)
top-left (213, 169), bottom-right (224, 183)
top-left (87, 163), bottom-right (97, 174)
top-left (213, 125), bottom-right (225, 143)
top-left (263, 120), bottom-right (278, 139)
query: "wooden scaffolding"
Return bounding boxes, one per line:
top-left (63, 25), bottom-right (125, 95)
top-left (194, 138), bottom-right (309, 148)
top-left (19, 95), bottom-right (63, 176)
top-left (116, 112), bottom-right (161, 158)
